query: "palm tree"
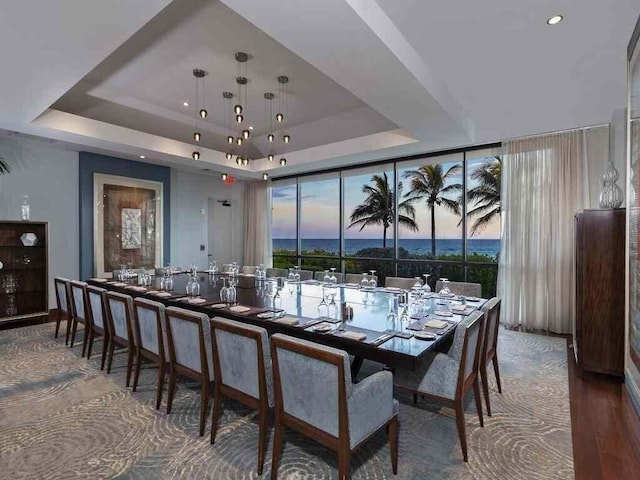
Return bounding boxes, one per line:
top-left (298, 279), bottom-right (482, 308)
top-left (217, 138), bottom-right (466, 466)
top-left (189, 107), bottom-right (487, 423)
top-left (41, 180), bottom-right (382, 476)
top-left (347, 172), bottom-right (418, 248)
top-left (466, 157), bottom-right (501, 236)
top-left (403, 164), bottom-right (462, 257)
top-left (0, 156), bottom-right (9, 175)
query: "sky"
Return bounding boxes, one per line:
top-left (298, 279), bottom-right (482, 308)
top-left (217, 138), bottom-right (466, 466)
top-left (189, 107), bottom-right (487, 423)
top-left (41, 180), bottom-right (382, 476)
top-left (271, 157), bottom-right (500, 240)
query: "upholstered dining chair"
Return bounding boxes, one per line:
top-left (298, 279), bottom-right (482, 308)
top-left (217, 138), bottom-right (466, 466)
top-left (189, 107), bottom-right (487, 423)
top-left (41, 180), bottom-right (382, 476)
top-left (479, 297), bottom-right (502, 416)
top-left (345, 273), bottom-right (378, 285)
top-left (132, 297), bottom-right (169, 410)
top-left (165, 307), bottom-right (215, 436)
top-left (209, 317), bottom-right (273, 475)
top-left (313, 271), bottom-right (345, 283)
top-left (242, 265), bottom-right (258, 275)
top-left (394, 311), bottom-right (485, 462)
top-left (435, 280), bottom-right (481, 298)
top-left (53, 277), bottom-right (72, 344)
top-left (104, 291), bottom-right (137, 387)
top-left (86, 285), bottom-right (109, 370)
top-left (69, 281), bottom-right (91, 357)
top-left (295, 269), bottom-right (313, 281)
top-left (270, 334), bottom-right (399, 480)
top-left (266, 268), bottom-right (287, 278)
top-left (385, 277), bottom-right (420, 290)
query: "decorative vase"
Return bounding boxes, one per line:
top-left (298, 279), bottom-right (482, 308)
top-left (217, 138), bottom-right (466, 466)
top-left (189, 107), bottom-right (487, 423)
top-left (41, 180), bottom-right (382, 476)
top-left (598, 161), bottom-right (624, 209)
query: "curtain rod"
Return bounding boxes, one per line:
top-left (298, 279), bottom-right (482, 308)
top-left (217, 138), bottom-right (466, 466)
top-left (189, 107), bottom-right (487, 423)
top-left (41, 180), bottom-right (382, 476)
top-left (502, 122), bottom-right (610, 143)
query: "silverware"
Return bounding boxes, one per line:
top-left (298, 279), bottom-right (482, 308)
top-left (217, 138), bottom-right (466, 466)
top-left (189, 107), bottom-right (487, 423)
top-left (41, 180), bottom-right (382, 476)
top-left (370, 333), bottom-right (393, 346)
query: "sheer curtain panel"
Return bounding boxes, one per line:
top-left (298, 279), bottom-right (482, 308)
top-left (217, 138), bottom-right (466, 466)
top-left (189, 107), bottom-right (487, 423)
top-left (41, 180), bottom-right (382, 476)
top-left (243, 181), bottom-right (272, 267)
top-left (499, 130), bottom-right (590, 333)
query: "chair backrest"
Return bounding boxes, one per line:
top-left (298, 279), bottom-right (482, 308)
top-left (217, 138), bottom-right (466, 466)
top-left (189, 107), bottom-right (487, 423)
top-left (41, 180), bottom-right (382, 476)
top-left (221, 264), bottom-right (233, 273)
top-left (270, 333), bottom-right (352, 439)
top-left (134, 297), bottom-right (168, 360)
top-left (435, 280), bottom-right (481, 298)
top-left (385, 277), bottom-right (419, 289)
top-left (297, 269), bottom-right (314, 281)
top-left (481, 297), bottom-right (501, 361)
top-left (166, 307), bottom-right (214, 381)
top-left (266, 267), bottom-right (287, 278)
top-left (54, 277), bottom-right (71, 316)
top-left (70, 281), bottom-right (88, 323)
top-left (86, 285), bottom-right (107, 331)
top-left (345, 273), bottom-right (378, 284)
top-left (448, 311), bottom-right (485, 391)
top-left (242, 265), bottom-right (257, 275)
top-left (105, 291), bottom-right (135, 344)
top-left (211, 317), bottom-right (272, 406)
top-left (313, 271), bottom-right (345, 283)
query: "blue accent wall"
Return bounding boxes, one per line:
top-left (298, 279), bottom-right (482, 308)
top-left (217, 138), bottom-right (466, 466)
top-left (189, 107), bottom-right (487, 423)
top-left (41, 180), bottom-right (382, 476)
top-left (79, 152), bottom-right (171, 280)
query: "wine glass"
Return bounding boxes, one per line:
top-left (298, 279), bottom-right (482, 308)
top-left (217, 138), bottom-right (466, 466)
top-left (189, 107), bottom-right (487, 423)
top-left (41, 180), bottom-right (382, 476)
top-left (294, 266), bottom-right (301, 283)
top-left (386, 295), bottom-right (398, 331)
top-left (318, 294), bottom-right (329, 319)
top-left (219, 278), bottom-right (229, 303)
top-left (368, 270), bottom-right (377, 288)
top-left (412, 277), bottom-right (423, 290)
top-left (327, 287), bottom-right (338, 320)
top-left (329, 268), bottom-right (337, 284)
top-left (323, 270), bottom-right (331, 284)
top-left (422, 273), bottom-right (432, 293)
top-left (360, 272), bottom-right (369, 289)
top-left (399, 293), bottom-right (411, 331)
top-left (439, 278), bottom-right (451, 296)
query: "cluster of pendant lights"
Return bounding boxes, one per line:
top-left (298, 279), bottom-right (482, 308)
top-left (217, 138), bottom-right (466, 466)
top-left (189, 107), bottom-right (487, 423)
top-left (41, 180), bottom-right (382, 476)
top-left (190, 52), bottom-right (290, 181)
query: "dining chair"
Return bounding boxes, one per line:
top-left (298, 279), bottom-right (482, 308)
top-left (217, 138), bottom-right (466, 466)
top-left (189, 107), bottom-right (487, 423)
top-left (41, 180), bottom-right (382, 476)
top-left (53, 277), bottom-right (72, 344)
top-left (165, 307), bottom-right (215, 436)
top-left (270, 334), bottom-right (398, 479)
top-left (313, 271), bottom-right (345, 283)
top-left (385, 277), bottom-right (420, 290)
top-left (132, 297), bottom-right (169, 410)
top-left (210, 317), bottom-right (273, 474)
top-left (296, 269), bottom-right (314, 281)
top-left (479, 297), bottom-right (502, 416)
top-left (242, 265), bottom-right (257, 275)
top-left (69, 281), bottom-right (91, 357)
top-left (266, 268), bottom-right (287, 278)
top-left (435, 280), bottom-right (481, 298)
top-left (345, 273), bottom-right (378, 284)
top-left (394, 311), bottom-right (485, 462)
top-left (86, 285), bottom-right (109, 370)
top-left (104, 291), bottom-right (137, 387)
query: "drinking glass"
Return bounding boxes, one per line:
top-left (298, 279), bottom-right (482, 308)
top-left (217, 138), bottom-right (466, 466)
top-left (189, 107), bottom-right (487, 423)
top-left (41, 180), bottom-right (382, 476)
top-left (288, 268), bottom-right (296, 283)
top-left (410, 290), bottom-right (424, 318)
top-left (329, 267), bottom-right (337, 284)
top-left (386, 296), bottom-right (398, 331)
top-left (368, 270), bottom-right (377, 288)
top-left (412, 277), bottom-right (423, 290)
top-left (323, 270), bottom-right (331, 284)
top-left (360, 272), bottom-right (369, 289)
top-left (318, 296), bottom-right (329, 319)
top-left (439, 278), bottom-right (451, 295)
top-left (294, 266), bottom-right (301, 283)
top-left (399, 301), bottom-right (411, 331)
top-left (219, 278), bottom-right (229, 303)
top-left (228, 283), bottom-right (237, 305)
top-left (328, 295), bottom-right (338, 321)
top-left (422, 274), bottom-right (432, 293)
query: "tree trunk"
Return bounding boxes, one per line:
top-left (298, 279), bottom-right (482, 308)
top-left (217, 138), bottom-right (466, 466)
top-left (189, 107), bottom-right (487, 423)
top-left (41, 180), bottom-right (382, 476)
top-left (431, 205), bottom-right (436, 257)
top-left (383, 225), bottom-right (387, 248)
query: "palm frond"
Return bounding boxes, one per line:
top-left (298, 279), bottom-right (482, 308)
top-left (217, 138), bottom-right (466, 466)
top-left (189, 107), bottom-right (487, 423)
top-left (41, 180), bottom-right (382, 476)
top-left (0, 156), bottom-right (9, 175)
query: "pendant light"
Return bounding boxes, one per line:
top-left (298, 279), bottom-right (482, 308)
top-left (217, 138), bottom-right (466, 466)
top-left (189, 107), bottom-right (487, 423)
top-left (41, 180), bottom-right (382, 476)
top-left (193, 132), bottom-right (201, 142)
top-left (192, 151), bottom-right (200, 160)
top-left (221, 173), bottom-right (228, 181)
top-left (268, 154), bottom-right (274, 161)
top-left (225, 152), bottom-right (232, 160)
top-left (279, 158), bottom-right (287, 166)
top-left (223, 91), bottom-right (234, 159)
top-left (276, 76), bottom-right (288, 123)
top-left (283, 134), bottom-right (290, 144)
top-left (242, 129), bottom-right (250, 139)
top-left (236, 137), bottom-right (243, 146)
top-left (191, 68), bottom-right (207, 160)
top-left (262, 172), bottom-right (269, 181)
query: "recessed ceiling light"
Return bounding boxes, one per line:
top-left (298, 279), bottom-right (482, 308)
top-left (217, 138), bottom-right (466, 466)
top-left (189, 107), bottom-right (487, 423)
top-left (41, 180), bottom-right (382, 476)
top-left (182, 101), bottom-right (189, 107)
top-left (139, 155), bottom-right (146, 159)
top-left (248, 126), bottom-right (254, 130)
top-left (547, 15), bottom-right (563, 25)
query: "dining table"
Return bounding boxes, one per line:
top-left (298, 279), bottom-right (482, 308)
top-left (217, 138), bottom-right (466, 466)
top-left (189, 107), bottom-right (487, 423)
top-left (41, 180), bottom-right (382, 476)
top-left (88, 272), bottom-right (488, 375)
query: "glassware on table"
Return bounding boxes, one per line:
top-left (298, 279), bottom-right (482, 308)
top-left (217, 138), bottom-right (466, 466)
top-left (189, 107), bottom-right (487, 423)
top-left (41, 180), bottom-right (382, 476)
top-left (439, 278), bottom-right (451, 296)
top-left (399, 297), bottom-right (411, 331)
top-left (412, 277), bottom-right (423, 290)
top-left (293, 266), bottom-right (301, 283)
top-left (323, 270), bottom-right (331, 284)
top-left (386, 295), bottom-right (399, 331)
top-left (21, 195), bottom-right (30, 221)
top-left (410, 290), bottom-right (425, 318)
top-left (368, 270), bottom-right (377, 288)
top-left (186, 273), bottom-right (200, 297)
top-left (360, 272), bottom-right (369, 289)
top-left (329, 268), bottom-right (337, 284)
top-left (219, 278), bottom-right (229, 303)
top-left (327, 291), bottom-right (338, 321)
top-left (422, 274), bottom-right (432, 293)
top-left (287, 268), bottom-right (296, 283)
top-left (228, 282), bottom-right (237, 305)
top-left (361, 288), bottom-right (369, 305)
top-left (317, 295), bottom-right (329, 319)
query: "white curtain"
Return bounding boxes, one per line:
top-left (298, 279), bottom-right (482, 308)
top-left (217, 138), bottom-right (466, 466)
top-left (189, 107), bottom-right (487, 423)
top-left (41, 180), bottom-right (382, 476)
top-left (499, 130), bottom-right (591, 333)
top-left (243, 181), bottom-right (272, 267)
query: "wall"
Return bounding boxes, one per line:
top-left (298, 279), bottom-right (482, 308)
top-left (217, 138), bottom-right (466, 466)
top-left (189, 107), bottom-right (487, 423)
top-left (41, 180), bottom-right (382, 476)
top-left (0, 138), bottom-right (79, 308)
top-left (170, 170), bottom-right (245, 269)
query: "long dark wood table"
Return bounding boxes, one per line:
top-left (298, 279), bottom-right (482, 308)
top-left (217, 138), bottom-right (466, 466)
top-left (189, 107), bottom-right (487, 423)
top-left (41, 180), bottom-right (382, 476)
top-left (88, 273), bottom-right (487, 372)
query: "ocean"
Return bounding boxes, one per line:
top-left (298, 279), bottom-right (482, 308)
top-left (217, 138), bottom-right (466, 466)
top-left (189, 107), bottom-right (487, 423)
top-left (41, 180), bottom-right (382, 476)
top-left (273, 238), bottom-right (500, 258)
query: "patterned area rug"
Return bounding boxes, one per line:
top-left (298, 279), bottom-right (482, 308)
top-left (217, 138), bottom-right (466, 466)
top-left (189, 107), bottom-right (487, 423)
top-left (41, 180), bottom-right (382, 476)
top-left (0, 324), bottom-right (573, 479)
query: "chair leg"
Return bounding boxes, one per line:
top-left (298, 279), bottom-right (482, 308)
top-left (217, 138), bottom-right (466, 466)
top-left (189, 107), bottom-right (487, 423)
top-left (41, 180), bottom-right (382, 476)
top-left (454, 397), bottom-right (468, 462)
top-left (412, 393), bottom-right (418, 405)
top-left (388, 416), bottom-right (399, 475)
top-left (100, 337), bottom-right (109, 371)
top-left (132, 349), bottom-right (143, 392)
top-left (257, 407), bottom-right (269, 475)
top-left (270, 419), bottom-right (284, 480)
top-left (87, 330), bottom-right (95, 360)
top-left (125, 348), bottom-right (134, 387)
top-left (81, 324), bottom-right (89, 357)
top-left (54, 315), bottom-right (61, 338)
top-left (480, 365), bottom-right (492, 417)
top-left (65, 316), bottom-right (72, 345)
top-left (199, 378), bottom-right (210, 437)
top-left (69, 319), bottom-right (78, 349)
top-left (155, 361), bottom-right (166, 410)
top-left (210, 384), bottom-right (222, 445)
top-left (338, 449), bottom-right (351, 480)
top-left (473, 378), bottom-right (484, 428)
top-left (166, 366), bottom-right (177, 414)
top-left (106, 340), bottom-right (116, 374)
top-left (492, 355), bottom-right (503, 393)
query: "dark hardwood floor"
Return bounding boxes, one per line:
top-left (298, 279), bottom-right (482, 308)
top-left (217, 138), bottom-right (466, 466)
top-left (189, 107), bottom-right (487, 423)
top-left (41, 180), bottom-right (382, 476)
top-left (568, 340), bottom-right (640, 480)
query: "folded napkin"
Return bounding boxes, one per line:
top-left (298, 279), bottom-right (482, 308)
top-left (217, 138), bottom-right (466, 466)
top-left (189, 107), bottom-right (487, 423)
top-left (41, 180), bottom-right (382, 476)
top-left (153, 291), bottom-right (172, 298)
top-left (451, 305), bottom-right (467, 313)
top-left (434, 310), bottom-right (453, 317)
top-left (276, 316), bottom-right (299, 326)
top-left (90, 278), bottom-right (108, 283)
top-left (257, 312), bottom-right (274, 319)
top-left (209, 303), bottom-right (227, 309)
top-left (343, 283), bottom-right (360, 288)
top-left (186, 298), bottom-right (207, 304)
top-left (128, 286), bottom-right (147, 291)
top-left (112, 282), bottom-right (128, 287)
top-left (385, 287), bottom-right (402, 291)
top-left (229, 305), bottom-right (251, 313)
top-left (425, 319), bottom-right (449, 329)
top-left (340, 331), bottom-right (367, 341)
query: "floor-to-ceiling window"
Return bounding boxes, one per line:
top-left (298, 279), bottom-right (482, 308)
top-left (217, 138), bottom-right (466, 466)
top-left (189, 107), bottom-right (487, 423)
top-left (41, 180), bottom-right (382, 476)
top-left (270, 144), bottom-right (501, 296)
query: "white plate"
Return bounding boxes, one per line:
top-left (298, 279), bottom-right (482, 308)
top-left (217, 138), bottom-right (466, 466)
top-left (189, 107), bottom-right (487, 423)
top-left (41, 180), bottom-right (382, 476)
top-left (414, 331), bottom-right (436, 340)
top-left (434, 310), bottom-right (453, 317)
top-left (313, 324), bottom-right (332, 333)
top-left (210, 303), bottom-right (227, 309)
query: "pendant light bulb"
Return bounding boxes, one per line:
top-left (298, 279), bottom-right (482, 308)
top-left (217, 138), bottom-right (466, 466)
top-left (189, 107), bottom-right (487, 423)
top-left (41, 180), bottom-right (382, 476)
top-left (236, 114), bottom-right (243, 123)
top-left (268, 133), bottom-right (274, 142)
top-left (242, 129), bottom-right (250, 140)
top-left (262, 172), bottom-right (269, 181)
top-left (199, 109), bottom-right (208, 119)
top-left (193, 132), bottom-right (201, 142)
top-left (242, 158), bottom-right (250, 166)
top-left (236, 157), bottom-right (242, 166)
top-left (279, 158), bottom-right (287, 166)
top-left (225, 152), bottom-right (232, 160)
top-left (276, 112), bottom-right (284, 122)
top-left (227, 136), bottom-right (234, 144)
top-left (283, 134), bottom-right (290, 144)
top-left (236, 137), bottom-right (243, 146)
top-left (268, 154), bottom-right (274, 162)
top-left (192, 151), bottom-right (200, 160)
top-left (221, 173), bottom-right (228, 181)
top-left (234, 104), bottom-right (243, 115)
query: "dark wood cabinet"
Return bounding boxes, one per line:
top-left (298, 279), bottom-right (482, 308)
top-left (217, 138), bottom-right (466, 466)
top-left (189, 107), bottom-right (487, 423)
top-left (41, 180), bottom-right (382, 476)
top-left (574, 209), bottom-right (625, 377)
top-left (0, 221), bottom-right (48, 325)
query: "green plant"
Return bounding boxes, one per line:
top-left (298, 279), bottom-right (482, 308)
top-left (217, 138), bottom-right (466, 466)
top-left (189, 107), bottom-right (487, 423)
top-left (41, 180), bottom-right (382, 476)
top-left (465, 157), bottom-right (501, 235)
top-left (0, 156), bottom-right (9, 175)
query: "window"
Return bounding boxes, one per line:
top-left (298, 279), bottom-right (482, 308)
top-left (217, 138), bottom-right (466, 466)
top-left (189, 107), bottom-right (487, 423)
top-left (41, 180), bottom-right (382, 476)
top-left (272, 182), bottom-right (297, 269)
top-left (300, 175), bottom-right (340, 258)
